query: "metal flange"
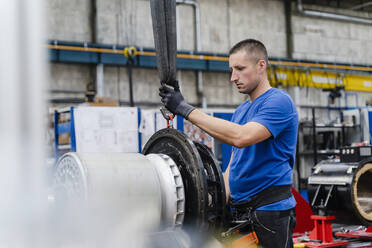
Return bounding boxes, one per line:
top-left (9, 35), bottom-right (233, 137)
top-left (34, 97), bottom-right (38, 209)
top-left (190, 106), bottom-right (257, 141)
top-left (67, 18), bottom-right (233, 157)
top-left (143, 128), bottom-right (208, 230)
top-left (193, 142), bottom-right (226, 231)
top-left (142, 128), bottom-right (226, 232)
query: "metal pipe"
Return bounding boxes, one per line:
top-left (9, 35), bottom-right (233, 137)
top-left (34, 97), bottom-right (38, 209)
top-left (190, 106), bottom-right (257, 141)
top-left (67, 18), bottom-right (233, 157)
top-left (49, 98), bottom-right (86, 104)
top-left (90, 0), bottom-right (101, 99)
top-left (49, 89), bottom-right (86, 94)
top-left (176, 0), bottom-right (207, 109)
top-left (175, 0), bottom-right (201, 50)
top-left (96, 63), bottom-right (104, 97)
top-left (284, 0), bottom-right (293, 59)
top-left (350, 1), bottom-right (372, 10)
top-left (297, 0), bottom-right (372, 25)
top-left (127, 59), bottom-right (134, 107)
top-left (312, 108), bottom-right (318, 166)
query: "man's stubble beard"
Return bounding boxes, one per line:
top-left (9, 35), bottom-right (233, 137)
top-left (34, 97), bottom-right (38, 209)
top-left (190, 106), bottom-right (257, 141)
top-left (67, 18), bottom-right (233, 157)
top-left (239, 80), bottom-right (260, 95)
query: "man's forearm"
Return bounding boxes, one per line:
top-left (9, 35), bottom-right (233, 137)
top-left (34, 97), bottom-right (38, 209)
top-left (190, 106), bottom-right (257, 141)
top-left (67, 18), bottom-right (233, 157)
top-left (187, 109), bottom-right (242, 146)
top-left (223, 164), bottom-right (231, 203)
top-left (187, 109), bottom-right (272, 148)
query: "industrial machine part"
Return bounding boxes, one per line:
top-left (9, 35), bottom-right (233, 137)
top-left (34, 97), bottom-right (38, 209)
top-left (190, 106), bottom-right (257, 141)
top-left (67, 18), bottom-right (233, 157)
top-left (53, 128), bottom-right (226, 235)
top-left (142, 128), bottom-right (226, 232)
top-left (308, 157), bottom-right (372, 226)
top-left (146, 153), bottom-right (185, 229)
top-left (340, 146), bottom-right (372, 163)
top-left (53, 152), bottom-right (165, 228)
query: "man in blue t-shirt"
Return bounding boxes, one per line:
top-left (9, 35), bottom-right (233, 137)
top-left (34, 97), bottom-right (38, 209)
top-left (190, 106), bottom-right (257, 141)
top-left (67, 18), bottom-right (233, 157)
top-left (159, 39), bottom-right (298, 247)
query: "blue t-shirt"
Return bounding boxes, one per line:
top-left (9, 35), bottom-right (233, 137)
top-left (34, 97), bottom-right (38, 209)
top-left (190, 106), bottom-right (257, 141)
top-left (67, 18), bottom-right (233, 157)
top-left (229, 88), bottom-right (298, 211)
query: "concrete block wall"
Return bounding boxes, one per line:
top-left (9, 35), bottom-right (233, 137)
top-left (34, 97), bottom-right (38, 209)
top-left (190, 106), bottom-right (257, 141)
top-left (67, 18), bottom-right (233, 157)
top-left (47, 0), bottom-right (372, 111)
top-left (229, 0), bottom-right (287, 58)
top-left (292, 16), bottom-right (372, 64)
top-left (47, 0), bottom-right (92, 42)
top-left (200, 0), bottom-right (230, 53)
top-left (96, 0), bottom-right (154, 46)
top-left (49, 63), bottom-right (92, 101)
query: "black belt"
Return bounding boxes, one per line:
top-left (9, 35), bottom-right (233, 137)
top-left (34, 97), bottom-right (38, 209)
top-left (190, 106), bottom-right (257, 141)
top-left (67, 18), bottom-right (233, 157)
top-left (222, 185), bottom-right (293, 238)
top-left (231, 185), bottom-right (292, 210)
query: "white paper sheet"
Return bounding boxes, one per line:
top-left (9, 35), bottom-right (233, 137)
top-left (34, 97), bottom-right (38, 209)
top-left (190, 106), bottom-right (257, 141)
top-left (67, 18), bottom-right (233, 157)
top-left (74, 107), bottom-right (139, 153)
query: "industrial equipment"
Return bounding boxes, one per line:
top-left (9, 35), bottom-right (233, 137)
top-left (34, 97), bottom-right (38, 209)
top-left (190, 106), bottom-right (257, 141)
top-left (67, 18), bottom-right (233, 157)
top-left (308, 151), bottom-right (372, 227)
top-left (302, 145), bottom-right (372, 247)
top-left (52, 128), bottom-right (226, 246)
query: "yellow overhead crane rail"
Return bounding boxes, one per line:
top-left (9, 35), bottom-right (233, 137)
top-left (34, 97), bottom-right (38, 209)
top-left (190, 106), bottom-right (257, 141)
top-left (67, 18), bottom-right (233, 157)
top-left (49, 43), bottom-right (372, 92)
top-left (268, 66), bottom-right (372, 92)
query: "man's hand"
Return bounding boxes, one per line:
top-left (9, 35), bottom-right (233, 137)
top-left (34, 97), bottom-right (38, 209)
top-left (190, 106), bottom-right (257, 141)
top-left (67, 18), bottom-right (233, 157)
top-left (159, 81), bottom-right (195, 119)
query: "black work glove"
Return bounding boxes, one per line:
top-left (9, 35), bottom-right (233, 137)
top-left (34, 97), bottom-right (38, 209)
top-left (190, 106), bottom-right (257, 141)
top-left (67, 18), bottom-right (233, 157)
top-left (159, 81), bottom-right (195, 119)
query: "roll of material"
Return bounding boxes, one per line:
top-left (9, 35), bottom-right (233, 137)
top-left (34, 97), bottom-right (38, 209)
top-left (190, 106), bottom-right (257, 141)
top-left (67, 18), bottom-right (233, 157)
top-left (308, 158), bottom-right (372, 226)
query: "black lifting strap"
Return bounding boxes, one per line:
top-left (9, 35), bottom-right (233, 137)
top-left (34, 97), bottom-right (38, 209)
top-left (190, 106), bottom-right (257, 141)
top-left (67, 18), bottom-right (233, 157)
top-left (231, 185), bottom-right (292, 210)
top-left (150, 0), bottom-right (177, 87)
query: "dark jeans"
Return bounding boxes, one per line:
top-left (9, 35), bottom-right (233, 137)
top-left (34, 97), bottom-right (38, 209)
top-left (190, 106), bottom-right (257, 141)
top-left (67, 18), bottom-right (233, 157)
top-left (238, 208), bottom-right (296, 248)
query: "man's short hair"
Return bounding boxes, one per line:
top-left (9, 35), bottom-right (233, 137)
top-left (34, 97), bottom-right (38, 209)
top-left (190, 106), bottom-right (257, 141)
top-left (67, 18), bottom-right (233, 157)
top-left (229, 39), bottom-right (269, 66)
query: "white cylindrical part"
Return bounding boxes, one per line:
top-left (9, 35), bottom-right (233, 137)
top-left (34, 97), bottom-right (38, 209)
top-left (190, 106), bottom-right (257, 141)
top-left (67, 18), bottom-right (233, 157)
top-left (53, 152), bottom-right (165, 248)
top-left (54, 152), bottom-right (163, 229)
top-left (54, 152), bottom-right (187, 241)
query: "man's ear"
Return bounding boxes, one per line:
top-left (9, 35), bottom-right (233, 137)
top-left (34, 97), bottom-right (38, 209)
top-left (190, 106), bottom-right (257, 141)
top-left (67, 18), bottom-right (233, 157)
top-left (258, 59), bottom-right (266, 72)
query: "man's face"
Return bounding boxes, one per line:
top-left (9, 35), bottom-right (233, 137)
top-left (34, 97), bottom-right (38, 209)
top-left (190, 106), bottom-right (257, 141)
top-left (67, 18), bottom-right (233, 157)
top-left (229, 50), bottom-right (263, 95)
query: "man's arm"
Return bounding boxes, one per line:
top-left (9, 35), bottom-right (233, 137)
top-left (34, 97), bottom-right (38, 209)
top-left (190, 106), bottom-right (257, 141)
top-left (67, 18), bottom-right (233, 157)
top-left (223, 153), bottom-right (233, 203)
top-left (159, 83), bottom-right (271, 147)
top-left (187, 109), bottom-right (271, 148)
